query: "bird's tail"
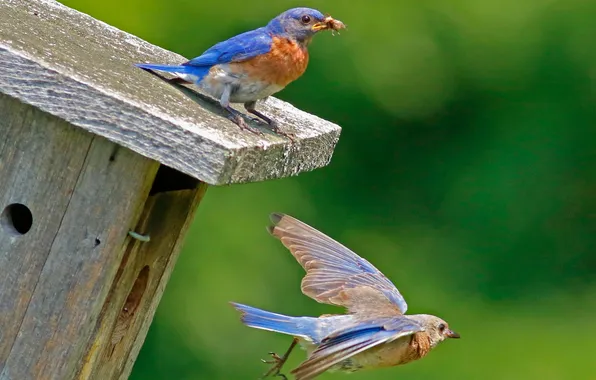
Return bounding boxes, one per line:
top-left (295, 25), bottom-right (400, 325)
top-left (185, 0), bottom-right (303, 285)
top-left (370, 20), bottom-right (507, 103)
top-left (134, 63), bottom-right (192, 73)
top-left (231, 302), bottom-right (317, 340)
top-left (135, 63), bottom-right (211, 83)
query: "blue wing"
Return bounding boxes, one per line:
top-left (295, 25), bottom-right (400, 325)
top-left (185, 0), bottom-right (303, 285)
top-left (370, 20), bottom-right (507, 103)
top-left (291, 317), bottom-right (423, 380)
top-left (268, 214), bottom-right (409, 315)
top-left (184, 27), bottom-right (273, 67)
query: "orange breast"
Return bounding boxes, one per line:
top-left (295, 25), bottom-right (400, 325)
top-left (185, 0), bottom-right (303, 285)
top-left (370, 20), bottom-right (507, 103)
top-left (401, 332), bottom-right (432, 363)
top-left (231, 36), bottom-right (309, 87)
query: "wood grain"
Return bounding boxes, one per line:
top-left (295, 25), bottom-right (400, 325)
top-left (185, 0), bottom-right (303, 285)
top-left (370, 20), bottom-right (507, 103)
top-left (77, 183), bottom-right (208, 380)
top-left (0, 123), bottom-right (159, 379)
top-left (0, 94), bottom-right (209, 379)
top-left (0, 94), bottom-right (94, 371)
top-left (0, 0), bottom-right (342, 185)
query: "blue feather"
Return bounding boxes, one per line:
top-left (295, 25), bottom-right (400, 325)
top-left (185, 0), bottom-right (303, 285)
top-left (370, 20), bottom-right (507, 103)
top-left (134, 63), bottom-right (210, 82)
top-left (136, 28), bottom-right (273, 84)
top-left (322, 317), bottom-right (422, 344)
top-left (135, 63), bottom-right (189, 72)
top-left (291, 318), bottom-right (423, 379)
top-left (231, 303), bottom-right (318, 340)
top-left (184, 28), bottom-right (273, 67)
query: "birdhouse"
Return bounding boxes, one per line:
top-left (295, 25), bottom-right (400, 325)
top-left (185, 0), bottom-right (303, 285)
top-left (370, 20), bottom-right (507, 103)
top-left (0, 1), bottom-right (341, 379)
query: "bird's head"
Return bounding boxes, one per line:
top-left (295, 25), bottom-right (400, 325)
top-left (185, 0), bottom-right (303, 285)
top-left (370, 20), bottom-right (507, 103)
top-left (268, 8), bottom-right (345, 44)
top-left (408, 314), bottom-right (460, 348)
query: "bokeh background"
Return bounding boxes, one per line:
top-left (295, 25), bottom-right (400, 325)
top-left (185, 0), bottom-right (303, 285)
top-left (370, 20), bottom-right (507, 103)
top-left (63, 0), bottom-right (596, 378)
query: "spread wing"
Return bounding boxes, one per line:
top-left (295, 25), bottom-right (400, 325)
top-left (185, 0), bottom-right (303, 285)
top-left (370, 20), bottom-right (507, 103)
top-left (184, 27), bottom-right (273, 67)
top-left (268, 213), bottom-right (408, 315)
top-left (291, 317), bottom-right (423, 380)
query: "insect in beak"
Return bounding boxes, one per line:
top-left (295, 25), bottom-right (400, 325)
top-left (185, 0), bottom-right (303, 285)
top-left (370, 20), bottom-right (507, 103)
top-left (312, 16), bottom-right (346, 33)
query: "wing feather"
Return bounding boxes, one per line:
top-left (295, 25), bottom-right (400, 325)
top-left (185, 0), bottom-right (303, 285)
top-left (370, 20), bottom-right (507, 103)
top-left (291, 317), bottom-right (423, 380)
top-left (184, 28), bottom-right (273, 67)
top-left (268, 213), bottom-right (408, 315)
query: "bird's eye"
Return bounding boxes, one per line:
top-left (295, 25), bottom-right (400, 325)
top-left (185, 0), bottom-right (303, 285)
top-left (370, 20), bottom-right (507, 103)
top-left (301, 15), bottom-right (311, 24)
top-left (438, 323), bottom-right (446, 332)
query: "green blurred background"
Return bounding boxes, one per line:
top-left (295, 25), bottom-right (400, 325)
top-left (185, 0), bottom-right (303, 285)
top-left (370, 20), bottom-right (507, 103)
top-left (64, 0), bottom-right (596, 378)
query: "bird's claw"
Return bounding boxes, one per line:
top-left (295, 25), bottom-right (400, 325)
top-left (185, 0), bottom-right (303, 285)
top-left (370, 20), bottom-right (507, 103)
top-left (258, 338), bottom-right (298, 379)
top-left (259, 352), bottom-right (287, 379)
top-left (231, 114), bottom-right (263, 135)
top-left (246, 118), bottom-right (294, 141)
top-left (261, 352), bottom-right (282, 364)
top-left (243, 124), bottom-right (264, 135)
top-left (269, 124), bottom-right (296, 142)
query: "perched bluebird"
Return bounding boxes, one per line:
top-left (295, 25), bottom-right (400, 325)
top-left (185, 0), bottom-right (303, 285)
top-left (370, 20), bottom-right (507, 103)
top-left (136, 8), bottom-right (345, 137)
top-left (232, 214), bottom-right (460, 380)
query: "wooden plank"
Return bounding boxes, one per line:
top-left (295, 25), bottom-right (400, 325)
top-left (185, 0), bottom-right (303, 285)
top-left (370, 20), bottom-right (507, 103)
top-left (0, 133), bottom-right (159, 380)
top-left (77, 183), bottom-right (208, 379)
top-left (0, 94), bottom-right (94, 371)
top-left (0, 0), bottom-right (342, 185)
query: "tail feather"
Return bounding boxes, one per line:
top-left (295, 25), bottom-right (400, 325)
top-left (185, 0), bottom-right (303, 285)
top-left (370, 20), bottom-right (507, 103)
top-left (231, 302), bottom-right (316, 340)
top-left (134, 63), bottom-right (191, 73)
top-left (134, 63), bottom-right (210, 82)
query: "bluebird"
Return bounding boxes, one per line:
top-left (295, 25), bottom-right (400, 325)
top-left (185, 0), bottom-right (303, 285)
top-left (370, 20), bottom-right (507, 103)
top-left (231, 214), bottom-right (460, 380)
top-left (136, 8), bottom-right (345, 137)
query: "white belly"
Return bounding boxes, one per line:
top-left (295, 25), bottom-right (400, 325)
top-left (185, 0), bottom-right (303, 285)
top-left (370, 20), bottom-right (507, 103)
top-left (195, 65), bottom-right (285, 104)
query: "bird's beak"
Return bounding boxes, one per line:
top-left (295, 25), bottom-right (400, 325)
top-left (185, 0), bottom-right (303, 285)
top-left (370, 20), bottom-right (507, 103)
top-left (445, 329), bottom-right (460, 339)
top-left (312, 16), bottom-right (346, 32)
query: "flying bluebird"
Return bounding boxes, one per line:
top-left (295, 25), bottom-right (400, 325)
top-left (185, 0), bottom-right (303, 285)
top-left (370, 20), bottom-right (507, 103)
top-left (231, 214), bottom-right (460, 380)
top-left (135, 8), bottom-right (345, 137)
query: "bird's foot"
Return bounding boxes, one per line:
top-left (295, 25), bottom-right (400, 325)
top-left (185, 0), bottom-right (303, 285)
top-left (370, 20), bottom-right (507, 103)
top-left (230, 115), bottom-right (263, 135)
top-left (258, 338), bottom-right (298, 379)
top-left (268, 121), bottom-right (296, 142)
top-left (243, 104), bottom-right (295, 141)
top-left (260, 352), bottom-right (288, 379)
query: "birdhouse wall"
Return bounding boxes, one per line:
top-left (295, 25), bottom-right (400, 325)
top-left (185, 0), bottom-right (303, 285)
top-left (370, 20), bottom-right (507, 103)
top-left (0, 94), bottom-right (206, 379)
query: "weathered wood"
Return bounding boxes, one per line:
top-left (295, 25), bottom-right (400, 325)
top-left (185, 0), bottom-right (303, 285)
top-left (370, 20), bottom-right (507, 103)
top-left (0, 101), bottom-right (160, 379)
top-left (0, 94), bottom-right (209, 380)
top-left (0, 94), bottom-right (96, 369)
top-left (0, 0), bottom-right (342, 185)
top-left (78, 183), bottom-right (208, 379)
